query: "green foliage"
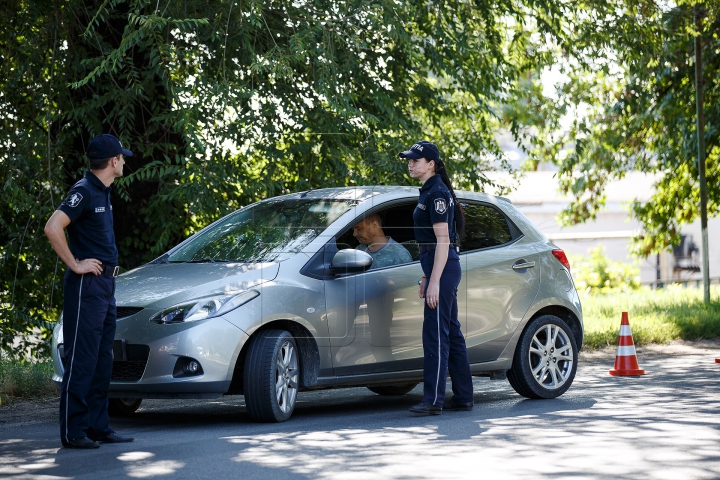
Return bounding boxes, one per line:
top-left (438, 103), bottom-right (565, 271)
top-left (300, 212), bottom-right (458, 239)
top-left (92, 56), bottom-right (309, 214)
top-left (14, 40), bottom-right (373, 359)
top-left (570, 245), bottom-right (641, 294)
top-left (0, 359), bottom-right (56, 402)
top-left (1, 0), bottom-right (570, 356)
top-left (502, 0), bottom-right (720, 257)
top-left (582, 285), bottom-right (720, 349)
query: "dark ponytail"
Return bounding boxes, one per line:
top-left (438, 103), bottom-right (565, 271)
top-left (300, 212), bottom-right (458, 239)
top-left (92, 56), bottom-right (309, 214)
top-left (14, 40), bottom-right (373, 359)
top-left (434, 159), bottom-right (465, 242)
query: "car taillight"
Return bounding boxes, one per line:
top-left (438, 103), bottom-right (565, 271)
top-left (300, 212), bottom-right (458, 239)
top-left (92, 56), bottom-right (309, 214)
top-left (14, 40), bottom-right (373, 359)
top-left (552, 249), bottom-right (570, 270)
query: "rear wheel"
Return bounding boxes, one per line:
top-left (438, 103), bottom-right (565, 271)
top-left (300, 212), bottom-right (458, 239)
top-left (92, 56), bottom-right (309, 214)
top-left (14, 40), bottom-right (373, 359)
top-left (507, 315), bottom-right (578, 399)
top-left (244, 329), bottom-right (299, 422)
top-left (108, 398), bottom-right (142, 416)
top-left (367, 383), bottom-right (418, 396)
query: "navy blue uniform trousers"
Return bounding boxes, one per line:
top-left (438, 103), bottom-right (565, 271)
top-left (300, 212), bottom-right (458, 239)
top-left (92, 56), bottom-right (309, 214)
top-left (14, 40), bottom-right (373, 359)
top-left (420, 249), bottom-right (473, 407)
top-left (60, 271), bottom-right (116, 443)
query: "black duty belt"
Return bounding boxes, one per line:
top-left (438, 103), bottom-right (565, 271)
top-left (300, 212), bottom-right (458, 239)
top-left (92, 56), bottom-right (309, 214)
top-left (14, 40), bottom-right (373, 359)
top-left (419, 243), bottom-right (436, 254)
top-left (419, 243), bottom-right (459, 254)
top-left (101, 264), bottom-right (120, 277)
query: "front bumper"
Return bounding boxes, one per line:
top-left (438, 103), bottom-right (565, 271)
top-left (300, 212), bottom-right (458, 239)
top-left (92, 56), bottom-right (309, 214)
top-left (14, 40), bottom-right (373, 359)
top-left (52, 314), bottom-right (249, 398)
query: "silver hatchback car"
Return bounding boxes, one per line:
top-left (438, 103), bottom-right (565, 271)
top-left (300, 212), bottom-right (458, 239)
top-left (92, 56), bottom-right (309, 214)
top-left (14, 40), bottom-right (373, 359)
top-left (52, 187), bottom-right (583, 422)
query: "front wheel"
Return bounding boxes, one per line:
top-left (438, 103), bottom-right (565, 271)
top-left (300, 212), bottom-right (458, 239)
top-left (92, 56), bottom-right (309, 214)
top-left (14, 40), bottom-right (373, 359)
top-left (244, 329), bottom-right (300, 422)
top-left (108, 398), bottom-right (142, 416)
top-left (507, 315), bottom-right (578, 399)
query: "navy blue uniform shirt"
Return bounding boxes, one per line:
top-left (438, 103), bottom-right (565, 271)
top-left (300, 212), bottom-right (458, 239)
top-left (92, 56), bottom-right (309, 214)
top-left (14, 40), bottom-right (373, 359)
top-left (57, 171), bottom-right (118, 265)
top-left (413, 174), bottom-right (456, 245)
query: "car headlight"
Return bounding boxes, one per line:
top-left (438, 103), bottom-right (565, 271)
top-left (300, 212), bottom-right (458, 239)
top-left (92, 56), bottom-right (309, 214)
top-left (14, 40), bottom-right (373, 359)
top-left (150, 290), bottom-right (260, 324)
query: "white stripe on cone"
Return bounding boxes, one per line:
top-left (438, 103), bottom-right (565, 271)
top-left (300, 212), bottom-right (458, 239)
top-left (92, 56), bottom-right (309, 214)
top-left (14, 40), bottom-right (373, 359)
top-left (616, 345), bottom-right (637, 356)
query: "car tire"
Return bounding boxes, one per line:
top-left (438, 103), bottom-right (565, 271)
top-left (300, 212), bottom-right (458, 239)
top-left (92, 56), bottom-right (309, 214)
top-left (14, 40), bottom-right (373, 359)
top-left (107, 398), bottom-right (142, 416)
top-left (367, 383), bottom-right (418, 396)
top-left (244, 329), bottom-right (299, 423)
top-left (507, 314), bottom-right (578, 399)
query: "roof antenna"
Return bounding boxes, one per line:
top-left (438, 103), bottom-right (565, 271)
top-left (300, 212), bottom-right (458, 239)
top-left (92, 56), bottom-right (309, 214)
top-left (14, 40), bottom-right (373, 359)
top-left (300, 189), bottom-right (312, 198)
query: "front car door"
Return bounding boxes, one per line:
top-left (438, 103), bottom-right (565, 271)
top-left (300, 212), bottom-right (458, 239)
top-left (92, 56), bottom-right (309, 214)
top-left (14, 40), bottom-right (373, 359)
top-left (324, 201), bottom-right (425, 375)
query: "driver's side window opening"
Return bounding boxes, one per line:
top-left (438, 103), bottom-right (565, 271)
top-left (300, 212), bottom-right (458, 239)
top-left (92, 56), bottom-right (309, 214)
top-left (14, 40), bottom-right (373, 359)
top-left (336, 202), bottom-right (420, 263)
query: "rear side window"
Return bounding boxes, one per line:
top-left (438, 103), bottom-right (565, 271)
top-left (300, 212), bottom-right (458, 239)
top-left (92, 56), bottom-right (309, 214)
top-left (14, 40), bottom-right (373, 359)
top-left (460, 203), bottom-right (514, 252)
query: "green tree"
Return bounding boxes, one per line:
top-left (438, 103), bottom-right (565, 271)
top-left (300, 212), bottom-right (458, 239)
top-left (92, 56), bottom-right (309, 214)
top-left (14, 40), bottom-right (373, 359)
top-left (504, 0), bottom-right (720, 257)
top-left (1, 0), bottom-right (566, 355)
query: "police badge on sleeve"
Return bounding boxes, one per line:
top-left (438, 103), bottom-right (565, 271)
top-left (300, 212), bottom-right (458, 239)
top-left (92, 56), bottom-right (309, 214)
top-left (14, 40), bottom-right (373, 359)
top-left (434, 198), bottom-right (447, 214)
top-left (64, 192), bottom-right (83, 208)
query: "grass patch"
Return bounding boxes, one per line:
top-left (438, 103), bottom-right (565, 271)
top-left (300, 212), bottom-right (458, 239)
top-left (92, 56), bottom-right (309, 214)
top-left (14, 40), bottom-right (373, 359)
top-left (0, 359), bottom-right (57, 405)
top-left (581, 285), bottom-right (720, 350)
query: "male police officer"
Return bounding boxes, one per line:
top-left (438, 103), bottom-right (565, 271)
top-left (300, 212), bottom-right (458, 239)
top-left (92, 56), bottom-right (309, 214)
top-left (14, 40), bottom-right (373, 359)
top-left (44, 134), bottom-right (135, 448)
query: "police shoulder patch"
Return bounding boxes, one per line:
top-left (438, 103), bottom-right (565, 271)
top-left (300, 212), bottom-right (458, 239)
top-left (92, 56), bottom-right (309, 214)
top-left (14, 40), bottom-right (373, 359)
top-left (434, 198), bottom-right (447, 214)
top-left (64, 192), bottom-right (84, 208)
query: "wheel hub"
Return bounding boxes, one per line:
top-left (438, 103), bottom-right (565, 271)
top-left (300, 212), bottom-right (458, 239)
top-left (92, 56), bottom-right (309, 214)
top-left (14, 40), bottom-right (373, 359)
top-left (528, 323), bottom-right (574, 390)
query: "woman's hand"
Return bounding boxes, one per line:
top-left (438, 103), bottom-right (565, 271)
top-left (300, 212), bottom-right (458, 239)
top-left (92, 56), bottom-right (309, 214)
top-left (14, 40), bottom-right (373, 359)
top-left (425, 278), bottom-right (440, 309)
top-left (418, 277), bottom-right (427, 298)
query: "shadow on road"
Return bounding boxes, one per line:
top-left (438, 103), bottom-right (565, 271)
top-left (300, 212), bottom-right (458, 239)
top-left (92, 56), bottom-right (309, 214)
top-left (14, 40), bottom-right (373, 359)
top-left (1, 355), bottom-right (719, 479)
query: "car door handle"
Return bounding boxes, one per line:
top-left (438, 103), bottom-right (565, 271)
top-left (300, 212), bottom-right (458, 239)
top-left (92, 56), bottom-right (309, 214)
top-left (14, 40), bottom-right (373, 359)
top-left (512, 260), bottom-right (536, 270)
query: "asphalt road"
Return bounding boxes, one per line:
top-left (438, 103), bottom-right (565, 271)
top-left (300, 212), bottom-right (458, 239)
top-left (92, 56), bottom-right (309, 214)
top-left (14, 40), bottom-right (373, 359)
top-left (2, 343), bottom-right (719, 479)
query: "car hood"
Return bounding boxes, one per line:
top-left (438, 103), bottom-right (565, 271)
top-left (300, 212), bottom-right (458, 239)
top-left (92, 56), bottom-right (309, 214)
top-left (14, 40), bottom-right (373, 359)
top-left (115, 262), bottom-right (280, 308)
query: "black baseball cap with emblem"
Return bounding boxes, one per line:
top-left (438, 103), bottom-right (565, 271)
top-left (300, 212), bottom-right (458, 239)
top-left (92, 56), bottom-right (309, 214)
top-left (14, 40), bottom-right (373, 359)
top-left (398, 140), bottom-right (440, 162)
top-left (86, 134), bottom-right (134, 160)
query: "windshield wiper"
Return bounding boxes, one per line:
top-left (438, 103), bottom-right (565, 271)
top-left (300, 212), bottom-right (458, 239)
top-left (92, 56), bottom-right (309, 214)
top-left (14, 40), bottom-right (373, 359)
top-left (187, 258), bottom-right (230, 263)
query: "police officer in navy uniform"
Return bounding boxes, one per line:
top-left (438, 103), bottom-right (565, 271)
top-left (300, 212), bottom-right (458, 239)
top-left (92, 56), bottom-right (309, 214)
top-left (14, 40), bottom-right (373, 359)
top-left (44, 134), bottom-right (135, 448)
top-left (400, 140), bottom-right (474, 415)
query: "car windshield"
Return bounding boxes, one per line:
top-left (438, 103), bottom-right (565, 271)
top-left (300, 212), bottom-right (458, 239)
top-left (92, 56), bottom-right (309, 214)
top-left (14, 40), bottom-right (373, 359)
top-left (168, 199), bottom-right (358, 263)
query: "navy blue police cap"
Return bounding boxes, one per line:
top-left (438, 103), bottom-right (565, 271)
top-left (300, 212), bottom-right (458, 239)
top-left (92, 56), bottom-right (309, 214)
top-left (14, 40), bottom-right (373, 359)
top-left (398, 140), bottom-right (440, 162)
top-left (86, 134), bottom-right (134, 160)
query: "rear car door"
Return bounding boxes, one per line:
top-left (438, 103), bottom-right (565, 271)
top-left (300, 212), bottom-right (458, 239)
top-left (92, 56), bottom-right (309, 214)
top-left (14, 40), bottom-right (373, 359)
top-left (459, 201), bottom-right (541, 363)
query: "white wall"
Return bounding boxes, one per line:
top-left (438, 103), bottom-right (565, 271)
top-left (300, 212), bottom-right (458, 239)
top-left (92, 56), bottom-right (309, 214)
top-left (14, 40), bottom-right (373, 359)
top-left (486, 172), bottom-right (719, 284)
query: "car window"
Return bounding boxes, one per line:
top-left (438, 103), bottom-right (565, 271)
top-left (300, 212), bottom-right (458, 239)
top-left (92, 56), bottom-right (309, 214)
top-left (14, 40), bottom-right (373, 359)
top-left (335, 203), bottom-right (418, 267)
top-left (168, 199), bottom-right (358, 263)
top-left (460, 203), bottom-right (514, 252)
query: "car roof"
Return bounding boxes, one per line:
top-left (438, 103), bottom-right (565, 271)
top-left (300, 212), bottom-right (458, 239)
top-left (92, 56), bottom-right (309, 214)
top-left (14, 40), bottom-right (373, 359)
top-left (272, 186), bottom-right (513, 205)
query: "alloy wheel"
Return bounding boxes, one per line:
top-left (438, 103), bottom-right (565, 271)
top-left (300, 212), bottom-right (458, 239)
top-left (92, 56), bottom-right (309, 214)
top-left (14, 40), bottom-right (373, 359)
top-left (528, 323), bottom-right (574, 390)
top-left (275, 340), bottom-right (298, 413)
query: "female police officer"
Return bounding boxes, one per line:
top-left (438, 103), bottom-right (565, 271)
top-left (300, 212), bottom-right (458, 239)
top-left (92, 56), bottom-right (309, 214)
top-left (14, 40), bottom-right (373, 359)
top-left (399, 141), bottom-right (474, 415)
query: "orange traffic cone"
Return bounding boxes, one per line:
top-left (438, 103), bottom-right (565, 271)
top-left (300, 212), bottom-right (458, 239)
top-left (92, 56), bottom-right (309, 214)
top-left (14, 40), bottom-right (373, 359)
top-left (609, 312), bottom-right (645, 376)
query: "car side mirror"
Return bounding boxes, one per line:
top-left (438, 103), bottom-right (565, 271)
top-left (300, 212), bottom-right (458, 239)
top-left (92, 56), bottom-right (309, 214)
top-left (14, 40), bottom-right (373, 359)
top-left (330, 249), bottom-right (373, 275)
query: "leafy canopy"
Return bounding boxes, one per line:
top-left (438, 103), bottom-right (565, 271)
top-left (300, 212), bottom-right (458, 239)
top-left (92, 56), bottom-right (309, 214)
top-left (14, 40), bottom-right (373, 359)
top-left (504, 0), bottom-right (720, 257)
top-left (1, 0), bottom-right (565, 355)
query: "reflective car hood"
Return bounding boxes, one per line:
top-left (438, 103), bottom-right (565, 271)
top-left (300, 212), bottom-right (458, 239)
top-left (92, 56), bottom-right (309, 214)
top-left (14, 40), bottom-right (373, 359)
top-left (115, 262), bottom-right (280, 308)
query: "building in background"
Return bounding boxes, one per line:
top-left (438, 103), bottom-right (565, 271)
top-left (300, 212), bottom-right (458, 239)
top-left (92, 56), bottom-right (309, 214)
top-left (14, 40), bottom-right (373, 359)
top-left (485, 171), bottom-right (719, 285)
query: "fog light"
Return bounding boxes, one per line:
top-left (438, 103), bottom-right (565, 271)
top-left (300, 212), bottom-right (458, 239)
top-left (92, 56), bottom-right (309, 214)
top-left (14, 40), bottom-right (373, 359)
top-left (172, 356), bottom-right (204, 378)
top-left (183, 360), bottom-right (200, 375)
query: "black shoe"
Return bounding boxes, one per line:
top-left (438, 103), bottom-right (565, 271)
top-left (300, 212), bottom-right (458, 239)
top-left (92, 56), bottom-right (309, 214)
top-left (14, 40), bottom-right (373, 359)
top-left (64, 436), bottom-right (100, 449)
top-left (92, 432), bottom-right (134, 443)
top-left (444, 398), bottom-right (474, 411)
top-left (409, 402), bottom-right (442, 416)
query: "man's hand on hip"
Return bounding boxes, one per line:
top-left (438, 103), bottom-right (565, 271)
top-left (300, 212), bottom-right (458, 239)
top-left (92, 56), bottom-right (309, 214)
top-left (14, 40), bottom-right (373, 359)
top-left (73, 258), bottom-right (103, 275)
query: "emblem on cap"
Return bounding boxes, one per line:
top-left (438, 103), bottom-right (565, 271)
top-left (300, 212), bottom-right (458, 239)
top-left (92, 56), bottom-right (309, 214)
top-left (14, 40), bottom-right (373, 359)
top-left (434, 198), bottom-right (447, 214)
top-left (65, 193), bottom-right (83, 208)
